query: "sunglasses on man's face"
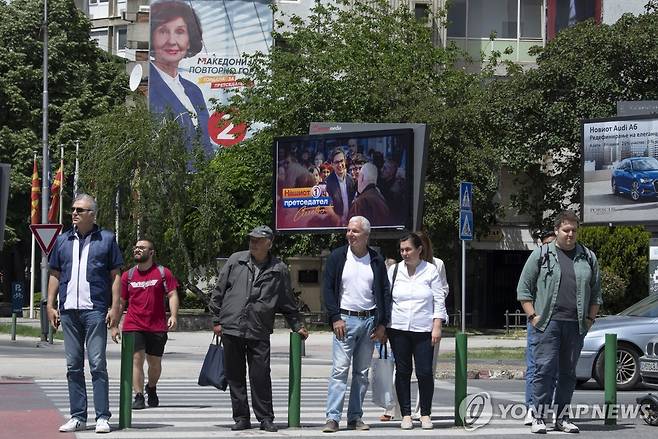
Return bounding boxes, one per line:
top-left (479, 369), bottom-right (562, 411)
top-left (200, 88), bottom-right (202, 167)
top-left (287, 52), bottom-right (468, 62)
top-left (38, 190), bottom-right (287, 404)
top-left (71, 207), bottom-right (94, 214)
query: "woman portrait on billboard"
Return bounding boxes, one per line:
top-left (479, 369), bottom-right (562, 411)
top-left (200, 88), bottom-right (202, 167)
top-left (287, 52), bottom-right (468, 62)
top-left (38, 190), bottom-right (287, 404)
top-left (149, 0), bottom-right (214, 155)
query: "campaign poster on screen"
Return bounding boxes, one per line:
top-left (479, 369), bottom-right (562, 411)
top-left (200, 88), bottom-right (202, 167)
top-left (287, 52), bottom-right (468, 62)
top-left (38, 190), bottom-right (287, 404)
top-left (582, 115), bottom-right (658, 224)
top-left (274, 129), bottom-right (414, 233)
top-left (148, 0), bottom-right (271, 155)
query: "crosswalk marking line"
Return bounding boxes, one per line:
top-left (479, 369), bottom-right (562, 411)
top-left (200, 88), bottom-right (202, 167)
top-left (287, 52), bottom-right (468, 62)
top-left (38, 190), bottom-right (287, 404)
top-left (71, 426), bottom-right (536, 438)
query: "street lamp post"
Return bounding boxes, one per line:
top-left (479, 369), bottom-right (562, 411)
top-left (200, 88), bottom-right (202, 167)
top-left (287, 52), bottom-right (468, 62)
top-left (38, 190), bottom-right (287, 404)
top-left (39, 0), bottom-right (51, 343)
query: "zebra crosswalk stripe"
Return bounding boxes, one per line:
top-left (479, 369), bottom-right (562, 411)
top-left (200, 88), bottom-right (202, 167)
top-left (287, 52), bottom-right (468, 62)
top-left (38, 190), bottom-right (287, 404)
top-left (37, 378), bottom-right (533, 438)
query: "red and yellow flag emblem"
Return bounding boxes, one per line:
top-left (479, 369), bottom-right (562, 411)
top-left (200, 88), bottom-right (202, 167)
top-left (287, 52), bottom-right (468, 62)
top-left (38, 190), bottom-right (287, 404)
top-left (30, 158), bottom-right (40, 225)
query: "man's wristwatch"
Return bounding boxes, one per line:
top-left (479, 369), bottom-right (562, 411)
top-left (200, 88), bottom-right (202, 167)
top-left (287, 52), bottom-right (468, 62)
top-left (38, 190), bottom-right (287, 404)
top-left (586, 316), bottom-right (596, 323)
top-left (528, 313), bottom-right (537, 322)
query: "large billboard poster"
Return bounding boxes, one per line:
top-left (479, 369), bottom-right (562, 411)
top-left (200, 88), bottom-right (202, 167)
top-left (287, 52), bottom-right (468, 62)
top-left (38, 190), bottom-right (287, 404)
top-left (148, 0), bottom-right (272, 155)
top-left (274, 129), bottom-right (414, 233)
top-left (582, 115), bottom-right (658, 224)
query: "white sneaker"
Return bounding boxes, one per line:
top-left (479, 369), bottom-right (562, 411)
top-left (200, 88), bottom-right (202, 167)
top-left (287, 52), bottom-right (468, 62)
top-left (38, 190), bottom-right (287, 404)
top-left (420, 416), bottom-right (433, 430)
top-left (400, 416), bottom-right (414, 430)
top-left (524, 408), bottom-right (535, 426)
top-left (95, 418), bottom-right (111, 434)
top-left (59, 418), bottom-right (86, 432)
top-left (555, 418), bottom-right (579, 433)
top-left (531, 418), bottom-right (547, 434)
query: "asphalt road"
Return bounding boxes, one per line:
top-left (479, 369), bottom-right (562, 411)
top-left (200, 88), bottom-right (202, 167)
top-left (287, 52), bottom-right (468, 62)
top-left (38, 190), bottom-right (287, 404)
top-left (2, 329), bottom-right (658, 438)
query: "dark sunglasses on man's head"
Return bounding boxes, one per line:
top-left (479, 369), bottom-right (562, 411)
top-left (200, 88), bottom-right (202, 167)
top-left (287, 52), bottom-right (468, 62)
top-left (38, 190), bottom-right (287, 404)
top-left (71, 207), bottom-right (93, 213)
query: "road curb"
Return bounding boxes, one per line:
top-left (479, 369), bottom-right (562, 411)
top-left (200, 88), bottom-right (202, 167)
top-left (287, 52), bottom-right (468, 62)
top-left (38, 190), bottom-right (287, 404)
top-left (437, 368), bottom-right (526, 380)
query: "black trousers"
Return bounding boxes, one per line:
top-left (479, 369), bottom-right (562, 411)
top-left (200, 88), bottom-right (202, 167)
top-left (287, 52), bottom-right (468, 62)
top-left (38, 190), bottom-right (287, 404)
top-left (388, 328), bottom-right (434, 416)
top-left (222, 333), bottom-right (274, 422)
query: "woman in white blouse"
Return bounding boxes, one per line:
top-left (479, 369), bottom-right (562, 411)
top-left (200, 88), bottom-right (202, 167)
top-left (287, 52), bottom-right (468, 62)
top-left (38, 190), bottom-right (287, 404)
top-left (387, 232), bottom-right (447, 430)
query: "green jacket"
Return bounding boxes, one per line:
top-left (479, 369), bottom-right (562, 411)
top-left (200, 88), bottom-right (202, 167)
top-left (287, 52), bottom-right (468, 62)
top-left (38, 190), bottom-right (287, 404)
top-left (516, 241), bottom-right (602, 334)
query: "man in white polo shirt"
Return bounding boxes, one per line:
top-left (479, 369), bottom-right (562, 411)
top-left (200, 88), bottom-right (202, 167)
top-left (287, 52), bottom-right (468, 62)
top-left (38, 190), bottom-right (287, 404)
top-left (321, 216), bottom-right (391, 433)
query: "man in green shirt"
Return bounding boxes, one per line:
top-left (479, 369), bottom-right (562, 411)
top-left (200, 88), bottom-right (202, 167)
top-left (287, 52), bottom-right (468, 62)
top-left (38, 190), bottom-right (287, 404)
top-left (517, 210), bottom-right (602, 434)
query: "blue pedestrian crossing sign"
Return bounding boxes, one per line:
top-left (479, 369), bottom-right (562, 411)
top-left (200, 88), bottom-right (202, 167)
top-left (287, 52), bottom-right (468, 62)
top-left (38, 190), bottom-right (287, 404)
top-left (460, 182), bottom-right (473, 211)
top-left (460, 210), bottom-right (473, 241)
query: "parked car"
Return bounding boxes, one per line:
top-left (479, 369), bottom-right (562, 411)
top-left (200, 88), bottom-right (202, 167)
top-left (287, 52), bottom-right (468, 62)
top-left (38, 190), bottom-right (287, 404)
top-left (639, 336), bottom-right (658, 388)
top-left (611, 156), bottom-right (658, 201)
top-left (576, 294), bottom-right (658, 390)
top-left (637, 337), bottom-right (658, 425)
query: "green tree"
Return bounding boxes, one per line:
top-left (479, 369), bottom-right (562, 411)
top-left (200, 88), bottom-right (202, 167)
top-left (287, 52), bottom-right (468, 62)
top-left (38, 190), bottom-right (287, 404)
top-left (579, 225), bottom-right (650, 311)
top-left (80, 101), bottom-right (203, 287)
top-left (0, 0), bottom-right (127, 285)
top-left (491, 10), bottom-right (658, 227)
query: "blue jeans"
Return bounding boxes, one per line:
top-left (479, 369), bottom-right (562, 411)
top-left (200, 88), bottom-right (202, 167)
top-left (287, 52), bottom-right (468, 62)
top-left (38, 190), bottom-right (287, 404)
top-left (61, 309), bottom-right (110, 422)
top-left (325, 314), bottom-right (375, 423)
top-left (532, 320), bottom-right (584, 420)
top-left (525, 321), bottom-right (535, 407)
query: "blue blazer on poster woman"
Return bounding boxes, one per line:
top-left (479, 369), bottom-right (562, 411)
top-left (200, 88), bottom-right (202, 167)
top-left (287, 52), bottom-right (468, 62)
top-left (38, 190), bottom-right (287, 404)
top-left (149, 63), bottom-right (215, 156)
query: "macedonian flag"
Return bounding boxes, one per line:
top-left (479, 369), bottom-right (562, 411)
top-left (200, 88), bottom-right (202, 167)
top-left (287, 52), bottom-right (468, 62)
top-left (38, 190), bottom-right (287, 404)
top-left (30, 158), bottom-right (40, 225)
top-left (47, 163), bottom-right (63, 224)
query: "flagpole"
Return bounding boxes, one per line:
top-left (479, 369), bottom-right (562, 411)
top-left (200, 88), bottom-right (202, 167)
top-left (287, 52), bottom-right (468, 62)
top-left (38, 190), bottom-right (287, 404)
top-left (30, 154), bottom-right (37, 320)
top-left (59, 146), bottom-right (63, 225)
top-left (40, 0), bottom-right (51, 343)
top-left (74, 140), bottom-right (79, 198)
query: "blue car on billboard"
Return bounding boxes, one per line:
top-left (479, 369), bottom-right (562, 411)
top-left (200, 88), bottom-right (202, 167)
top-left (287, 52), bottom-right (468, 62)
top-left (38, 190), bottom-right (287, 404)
top-left (611, 157), bottom-right (658, 201)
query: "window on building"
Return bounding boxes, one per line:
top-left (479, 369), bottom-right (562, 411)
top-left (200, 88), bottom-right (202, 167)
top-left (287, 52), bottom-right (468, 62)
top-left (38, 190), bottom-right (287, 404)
top-left (468, 0), bottom-right (517, 39)
top-left (90, 30), bottom-right (109, 51)
top-left (414, 2), bottom-right (431, 23)
top-left (117, 28), bottom-right (127, 50)
top-left (89, 0), bottom-right (97, 4)
top-left (520, 0), bottom-right (542, 38)
top-left (447, 0), bottom-right (543, 40)
top-left (447, 0), bottom-right (466, 37)
top-left (547, 0), bottom-right (601, 40)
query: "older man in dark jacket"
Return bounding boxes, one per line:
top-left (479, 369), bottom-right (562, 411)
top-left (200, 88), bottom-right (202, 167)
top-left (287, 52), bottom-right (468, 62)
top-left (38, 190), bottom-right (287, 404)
top-left (210, 225), bottom-right (309, 433)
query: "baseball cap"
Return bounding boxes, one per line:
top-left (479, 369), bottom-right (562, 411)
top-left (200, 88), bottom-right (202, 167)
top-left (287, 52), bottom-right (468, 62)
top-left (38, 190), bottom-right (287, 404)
top-left (248, 225), bottom-right (273, 240)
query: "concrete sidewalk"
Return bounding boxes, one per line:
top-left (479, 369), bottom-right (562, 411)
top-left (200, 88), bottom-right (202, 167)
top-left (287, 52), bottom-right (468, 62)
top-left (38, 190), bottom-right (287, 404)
top-left (0, 321), bottom-right (527, 381)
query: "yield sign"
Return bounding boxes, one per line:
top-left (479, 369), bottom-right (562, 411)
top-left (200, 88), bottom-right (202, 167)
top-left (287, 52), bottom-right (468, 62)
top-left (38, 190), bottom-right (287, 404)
top-left (208, 112), bottom-right (247, 147)
top-left (30, 224), bottom-right (62, 255)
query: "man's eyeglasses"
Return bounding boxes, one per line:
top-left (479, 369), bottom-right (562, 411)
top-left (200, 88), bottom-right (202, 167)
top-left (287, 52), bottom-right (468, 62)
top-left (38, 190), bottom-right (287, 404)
top-left (133, 246), bottom-right (152, 251)
top-left (71, 207), bottom-right (94, 214)
top-left (332, 159), bottom-right (345, 165)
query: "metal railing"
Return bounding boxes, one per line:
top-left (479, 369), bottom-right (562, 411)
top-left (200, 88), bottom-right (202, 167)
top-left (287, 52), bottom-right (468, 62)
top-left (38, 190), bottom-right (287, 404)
top-left (504, 309), bottom-right (528, 334)
top-left (447, 311), bottom-right (472, 327)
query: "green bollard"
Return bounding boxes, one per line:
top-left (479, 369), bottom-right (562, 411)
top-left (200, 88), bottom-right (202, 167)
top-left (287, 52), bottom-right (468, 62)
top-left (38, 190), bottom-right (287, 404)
top-left (288, 332), bottom-right (302, 428)
top-left (119, 332), bottom-right (135, 429)
top-left (604, 333), bottom-right (617, 425)
top-left (455, 332), bottom-right (468, 426)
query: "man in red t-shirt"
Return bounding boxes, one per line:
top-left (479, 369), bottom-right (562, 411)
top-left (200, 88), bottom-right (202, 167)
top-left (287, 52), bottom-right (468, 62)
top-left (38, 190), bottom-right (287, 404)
top-left (112, 239), bottom-right (179, 410)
